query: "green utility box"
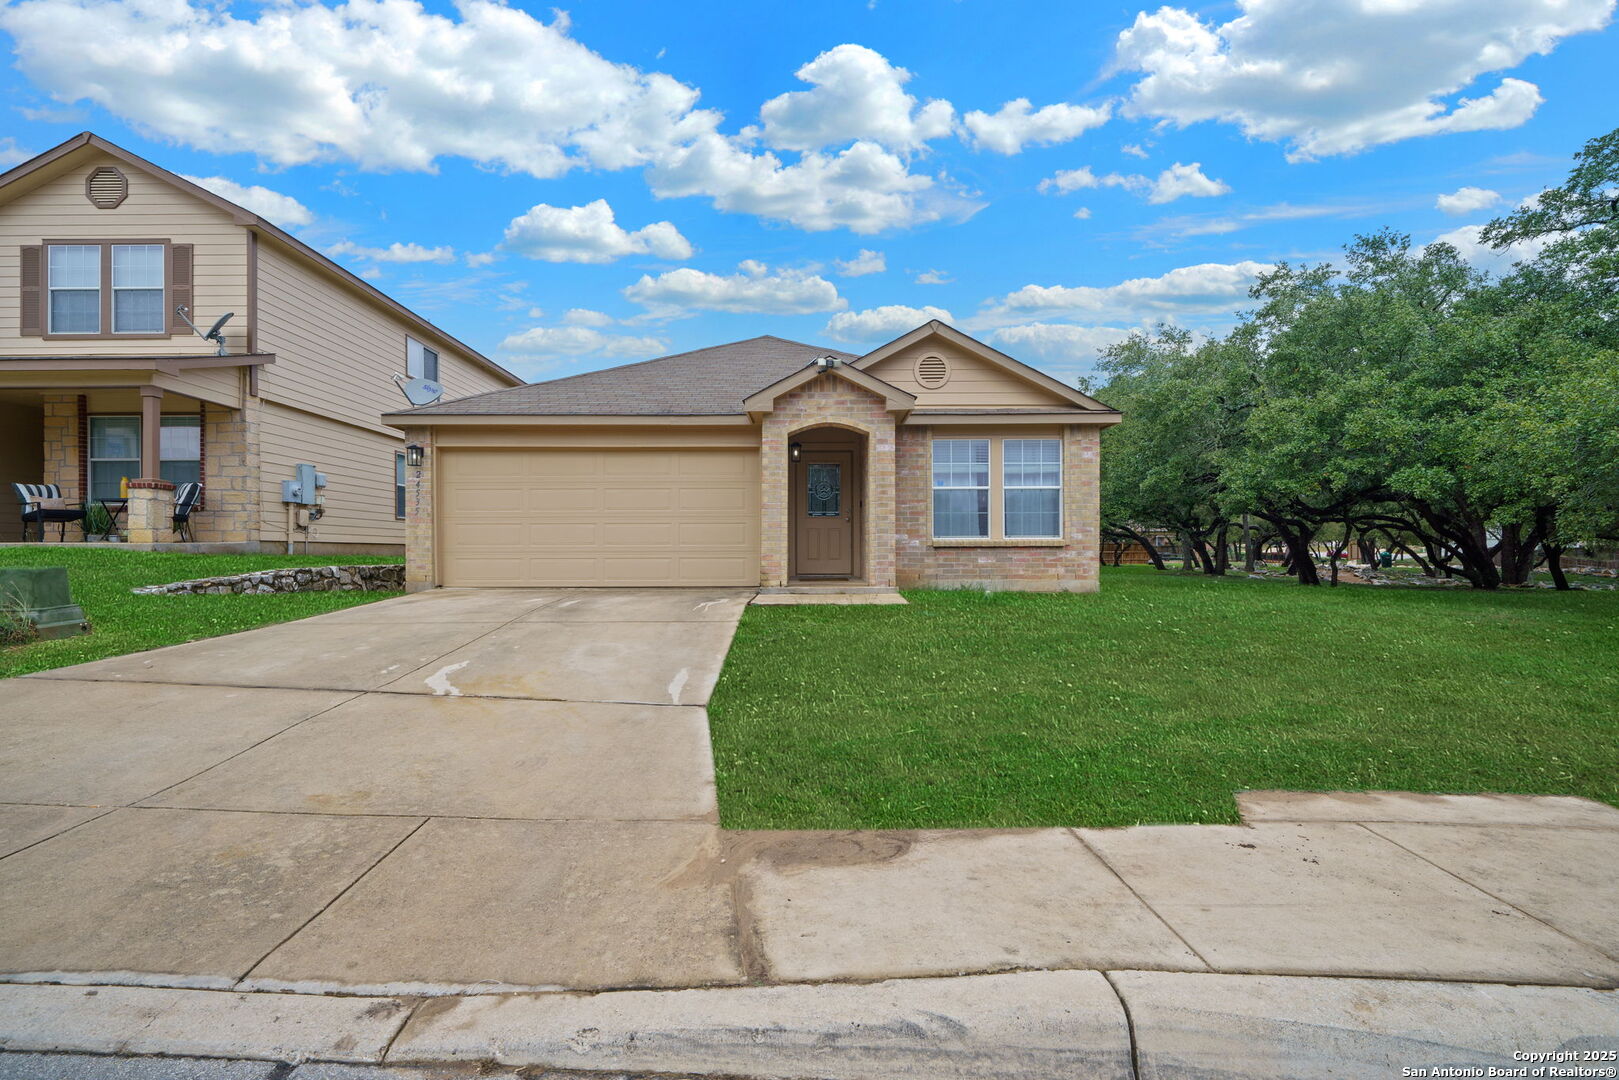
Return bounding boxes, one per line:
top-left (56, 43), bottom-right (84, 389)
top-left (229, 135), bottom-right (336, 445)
top-left (0, 567), bottom-right (89, 640)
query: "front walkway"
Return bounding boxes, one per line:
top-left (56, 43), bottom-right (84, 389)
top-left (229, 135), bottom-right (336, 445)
top-left (1, 588), bottom-right (1616, 1075)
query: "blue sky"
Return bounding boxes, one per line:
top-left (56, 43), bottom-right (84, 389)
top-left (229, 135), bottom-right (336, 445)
top-left (1, 0), bottom-right (1613, 385)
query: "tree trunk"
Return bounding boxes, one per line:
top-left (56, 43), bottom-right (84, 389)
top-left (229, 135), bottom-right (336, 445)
top-left (1213, 524), bottom-right (1230, 575)
top-left (1112, 525), bottom-right (1168, 571)
top-left (1180, 536), bottom-right (1198, 571)
top-left (1271, 521), bottom-right (1320, 585)
top-left (1544, 544), bottom-right (1571, 590)
top-left (1242, 514), bottom-right (1256, 572)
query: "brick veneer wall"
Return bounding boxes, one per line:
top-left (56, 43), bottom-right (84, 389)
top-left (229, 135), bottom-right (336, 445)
top-left (895, 423), bottom-right (1102, 592)
top-left (760, 373), bottom-right (898, 587)
top-left (400, 425), bottom-right (435, 591)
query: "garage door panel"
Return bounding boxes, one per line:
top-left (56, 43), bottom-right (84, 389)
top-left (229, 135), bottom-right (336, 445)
top-left (439, 447), bottom-right (759, 587)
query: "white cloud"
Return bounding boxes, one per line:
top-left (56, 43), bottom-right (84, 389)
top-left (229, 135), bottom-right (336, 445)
top-left (835, 249), bottom-right (886, 276)
top-left (1147, 162), bottom-right (1230, 204)
top-left (1121, 142), bottom-right (1149, 159)
top-left (623, 261), bottom-right (846, 317)
top-left (757, 44), bottom-right (955, 152)
top-left (0, 138), bottom-right (33, 167)
top-left (1437, 186), bottom-right (1502, 215)
top-left (0, 2), bottom-right (968, 235)
top-left (825, 305), bottom-right (954, 343)
top-left (1073, 207), bottom-right (1093, 220)
top-left (962, 98), bottom-right (1111, 154)
top-left (1428, 221), bottom-right (1548, 269)
top-left (561, 308), bottom-right (615, 327)
top-left (180, 174), bottom-right (314, 227)
top-left (465, 252), bottom-right (497, 268)
top-left (327, 240), bottom-right (456, 264)
top-left (501, 199), bottom-right (692, 263)
top-left (1038, 162), bottom-right (1227, 203)
top-left (1112, 0), bottom-right (1611, 160)
top-left (913, 269), bottom-right (952, 285)
top-left (499, 325), bottom-right (666, 361)
top-left (648, 135), bottom-right (976, 234)
top-left (978, 260), bottom-right (1272, 326)
top-left (988, 323), bottom-right (1135, 369)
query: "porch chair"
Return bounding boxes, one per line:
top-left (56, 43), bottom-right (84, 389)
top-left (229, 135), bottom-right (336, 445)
top-left (172, 482), bottom-right (203, 543)
top-left (12, 483), bottom-right (86, 542)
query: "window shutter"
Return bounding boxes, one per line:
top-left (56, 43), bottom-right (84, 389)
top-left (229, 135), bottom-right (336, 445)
top-left (169, 244), bottom-right (193, 333)
top-left (19, 245), bottom-right (42, 336)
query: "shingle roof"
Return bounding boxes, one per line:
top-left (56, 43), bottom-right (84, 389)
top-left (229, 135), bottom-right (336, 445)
top-left (394, 336), bottom-right (857, 416)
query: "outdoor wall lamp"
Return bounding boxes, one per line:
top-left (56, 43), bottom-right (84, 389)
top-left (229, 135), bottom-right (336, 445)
top-left (789, 442), bottom-right (802, 462)
top-left (405, 444), bottom-right (425, 467)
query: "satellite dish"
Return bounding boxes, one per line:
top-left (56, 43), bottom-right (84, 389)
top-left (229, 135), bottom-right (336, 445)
top-left (394, 374), bottom-right (445, 407)
top-left (174, 307), bottom-right (236, 356)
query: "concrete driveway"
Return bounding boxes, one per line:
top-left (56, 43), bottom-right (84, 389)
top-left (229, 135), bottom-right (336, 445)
top-left (3, 587), bottom-right (1619, 1075)
top-left (0, 587), bottom-right (754, 992)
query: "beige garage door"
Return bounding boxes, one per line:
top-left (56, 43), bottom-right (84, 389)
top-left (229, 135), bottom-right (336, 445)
top-left (437, 447), bottom-right (759, 587)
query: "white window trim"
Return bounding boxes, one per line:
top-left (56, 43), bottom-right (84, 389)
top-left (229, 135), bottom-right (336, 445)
top-left (395, 452), bottom-right (407, 520)
top-left (47, 244), bottom-right (102, 335)
top-left (407, 336), bottom-right (440, 381)
top-left (111, 243), bottom-right (166, 335)
top-left (1003, 437), bottom-right (1063, 539)
top-left (930, 436), bottom-right (1065, 543)
top-left (931, 438), bottom-right (991, 539)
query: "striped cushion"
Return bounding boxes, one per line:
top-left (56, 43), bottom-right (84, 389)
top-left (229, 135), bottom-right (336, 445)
top-left (12, 483), bottom-right (62, 514)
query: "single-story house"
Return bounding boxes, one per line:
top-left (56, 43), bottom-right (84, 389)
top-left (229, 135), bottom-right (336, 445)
top-left (0, 132), bottom-right (521, 549)
top-left (386, 322), bottom-right (1122, 592)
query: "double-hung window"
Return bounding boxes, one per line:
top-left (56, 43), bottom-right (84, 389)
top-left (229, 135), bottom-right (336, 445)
top-left (930, 436), bottom-right (1064, 541)
top-left (1003, 439), bottom-right (1062, 538)
top-left (932, 439), bottom-right (991, 538)
top-left (111, 244), bottom-right (165, 333)
top-left (47, 245), bottom-right (101, 334)
top-left (395, 452), bottom-right (408, 519)
top-left (45, 242), bottom-right (166, 335)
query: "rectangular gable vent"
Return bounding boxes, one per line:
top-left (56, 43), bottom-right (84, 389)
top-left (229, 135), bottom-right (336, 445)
top-left (85, 166), bottom-right (129, 209)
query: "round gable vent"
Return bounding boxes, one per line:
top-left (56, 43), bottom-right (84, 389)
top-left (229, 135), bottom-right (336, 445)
top-left (85, 166), bottom-right (129, 209)
top-left (915, 353), bottom-right (950, 389)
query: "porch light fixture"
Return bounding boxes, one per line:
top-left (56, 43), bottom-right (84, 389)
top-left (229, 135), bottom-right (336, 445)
top-left (405, 444), bottom-right (425, 468)
top-left (789, 442), bottom-right (803, 463)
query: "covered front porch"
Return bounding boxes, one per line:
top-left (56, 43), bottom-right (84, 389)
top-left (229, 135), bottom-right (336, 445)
top-left (0, 354), bottom-right (269, 544)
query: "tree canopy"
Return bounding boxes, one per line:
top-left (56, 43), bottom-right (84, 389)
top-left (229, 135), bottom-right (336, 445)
top-left (1096, 125), bottom-right (1619, 588)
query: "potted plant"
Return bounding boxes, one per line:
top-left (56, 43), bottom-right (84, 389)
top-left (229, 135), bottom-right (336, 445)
top-left (81, 502), bottom-right (117, 542)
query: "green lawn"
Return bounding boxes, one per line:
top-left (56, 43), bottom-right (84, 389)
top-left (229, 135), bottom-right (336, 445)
top-left (709, 567), bottom-right (1619, 829)
top-left (0, 547), bottom-right (402, 679)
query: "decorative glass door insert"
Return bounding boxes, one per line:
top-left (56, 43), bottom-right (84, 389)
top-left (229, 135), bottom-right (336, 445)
top-left (806, 462), bottom-right (841, 517)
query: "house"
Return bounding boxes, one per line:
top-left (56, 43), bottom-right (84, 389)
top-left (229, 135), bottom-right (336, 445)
top-left (386, 323), bottom-right (1122, 592)
top-left (0, 133), bottom-right (521, 549)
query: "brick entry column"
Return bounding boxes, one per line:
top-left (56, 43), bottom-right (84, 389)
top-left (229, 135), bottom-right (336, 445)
top-left (401, 426), bottom-right (435, 592)
top-left (758, 373), bottom-right (898, 588)
top-left (126, 478), bottom-right (176, 544)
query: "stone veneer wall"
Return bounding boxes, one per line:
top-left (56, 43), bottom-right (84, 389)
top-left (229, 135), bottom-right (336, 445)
top-left (400, 425), bottom-right (435, 592)
top-left (759, 373), bottom-right (897, 587)
top-left (40, 394), bottom-right (81, 501)
top-left (194, 400), bottom-right (261, 543)
top-left (132, 563), bottom-right (404, 595)
top-left (895, 423), bottom-right (1102, 592)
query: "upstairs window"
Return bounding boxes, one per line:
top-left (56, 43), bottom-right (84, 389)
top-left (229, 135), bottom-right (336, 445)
top-left (407, 337), bottom-right (440, 381)
top-left (44, 242), bottom-right (169, 336)
top-left (112, 244), bottom-right (165, 333)
top-left (48, 245), bottom-right (101, 334)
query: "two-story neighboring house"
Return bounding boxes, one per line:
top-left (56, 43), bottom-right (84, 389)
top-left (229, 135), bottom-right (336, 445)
top-left (0, 132), bottom-right (521, 549)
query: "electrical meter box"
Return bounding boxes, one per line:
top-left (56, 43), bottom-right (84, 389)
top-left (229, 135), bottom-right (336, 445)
top-left (281, 464), bottom-right (328, 505)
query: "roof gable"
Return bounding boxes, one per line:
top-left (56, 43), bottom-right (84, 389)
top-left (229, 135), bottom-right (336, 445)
top-left (742, 360), bottom-right (915, 419)
top-left (855, 321), bottom-right (1113, 412)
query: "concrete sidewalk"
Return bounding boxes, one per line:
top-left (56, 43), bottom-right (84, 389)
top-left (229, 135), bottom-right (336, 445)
top-left (2, 587), bottom-right (1618, 1075)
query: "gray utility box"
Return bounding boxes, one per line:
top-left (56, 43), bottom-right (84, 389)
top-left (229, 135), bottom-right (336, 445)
top-left (0, 566), bottom-right (89, 640)
top-left (281, 464), bottom-right (328, 505)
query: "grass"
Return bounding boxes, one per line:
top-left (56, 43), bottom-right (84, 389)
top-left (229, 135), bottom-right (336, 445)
top-left (0, 547), bottom-right (402, 679)
top-left (709, 566), bottom-right (1619, 830)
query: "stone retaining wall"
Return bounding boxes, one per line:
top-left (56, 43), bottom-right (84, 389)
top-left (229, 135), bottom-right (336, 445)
top-left (132, 564), bottom-right (405, 596)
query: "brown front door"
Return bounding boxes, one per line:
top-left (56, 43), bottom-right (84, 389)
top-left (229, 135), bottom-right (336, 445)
top-left (793, 450), bottom-right (857, 577)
